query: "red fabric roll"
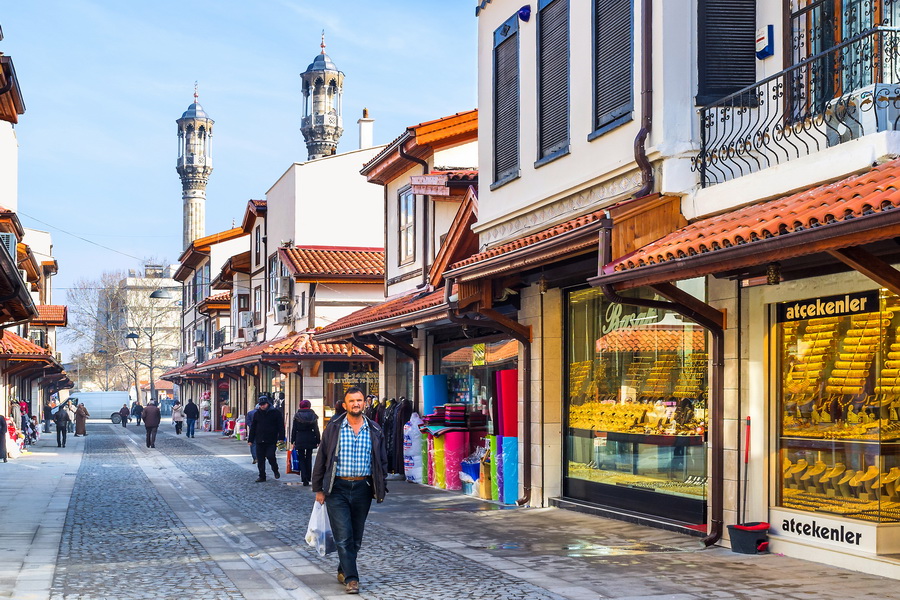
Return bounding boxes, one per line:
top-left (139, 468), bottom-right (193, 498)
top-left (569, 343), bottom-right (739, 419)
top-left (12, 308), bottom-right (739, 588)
top-left (497, 369), bottom-right (518, 437)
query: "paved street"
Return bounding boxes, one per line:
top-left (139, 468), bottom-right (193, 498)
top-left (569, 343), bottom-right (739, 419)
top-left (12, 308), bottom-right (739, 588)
top-left (1, 422), bottom-right (898, 600)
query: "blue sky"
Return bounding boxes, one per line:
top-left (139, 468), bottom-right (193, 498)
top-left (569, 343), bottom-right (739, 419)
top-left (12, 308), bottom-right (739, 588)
top-left (2, 1), bottom-right (477, 306)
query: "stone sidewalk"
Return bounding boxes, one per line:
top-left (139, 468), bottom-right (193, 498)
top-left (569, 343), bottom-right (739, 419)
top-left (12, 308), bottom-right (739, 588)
top-left (1, 421), bottom-right (898, 599)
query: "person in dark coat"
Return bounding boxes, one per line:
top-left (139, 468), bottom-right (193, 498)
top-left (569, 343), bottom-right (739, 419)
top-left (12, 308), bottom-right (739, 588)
top-left (142, 400), bottom-right (161, 448)
top-left (291, 400), bottom-right (320, 486)
top-left (43, 403), bottom-right (53, 433)
top-left (248, 394), bottom-right (284, 482)
top-left (118, 404), bottom-right (130, 428)
top-left (54, 405), bottom-right (71, 447)
top-left (74, 403), bottom-right (89, 436)
top-left (0, 414), bottom-right (7, 462)
top-left (183, 398), bottom-right (199, 438)
top-left (131, 401), bottom-right (144, 426)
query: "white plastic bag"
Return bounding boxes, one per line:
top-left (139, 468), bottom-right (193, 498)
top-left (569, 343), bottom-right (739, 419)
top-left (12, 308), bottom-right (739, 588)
top-left (305, 501), bottom-right (336, 556)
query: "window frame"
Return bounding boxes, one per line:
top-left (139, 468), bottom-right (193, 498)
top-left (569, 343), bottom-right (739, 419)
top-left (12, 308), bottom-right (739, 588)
top-left (589, 0), bottom-right (635, 141)
top-left (398, 186), bottom-right (416, 266)
top-left (536, 0), bottom-right (571, 167)
top-left (492, 13), bottom-right (521, 189)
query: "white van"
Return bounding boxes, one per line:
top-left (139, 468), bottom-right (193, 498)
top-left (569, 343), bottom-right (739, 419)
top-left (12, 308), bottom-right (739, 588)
top-left (68, 391), bottom-right (132, 424)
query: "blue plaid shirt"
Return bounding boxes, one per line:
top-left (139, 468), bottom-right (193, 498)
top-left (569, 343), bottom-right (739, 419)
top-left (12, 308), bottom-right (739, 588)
top-left (335, 417), bottom-right (372, 477)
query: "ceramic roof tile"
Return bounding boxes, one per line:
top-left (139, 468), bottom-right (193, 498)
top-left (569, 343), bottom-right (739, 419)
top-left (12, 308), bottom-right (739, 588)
top-left (432, 169), bottom-right (478, 182)
top-left (596, 328), bottom-right (706, 353)
top-left (196, 332), bottom-right (367, 370)
top-left (205, 291), bottom-right (231, 303)
top-left (448, 208), bottom-right (606, 271)
top-left (0, 331), bottom-right (50, 357)
top-left (34, 305), bottom-right (67, 326)
top-left (317, 287), bottom-right (448, 335)
top-left (278, 246), bottom-right (384, 278)
top-left (611, 159), bottom-right (900, 273)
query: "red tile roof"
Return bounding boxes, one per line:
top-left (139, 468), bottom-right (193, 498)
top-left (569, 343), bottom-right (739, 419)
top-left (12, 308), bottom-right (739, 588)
top-left (205, 291), bottom-right (231, 303)
top-left (446, 208), bottom-right (606, 275)
top-left (278, 246), bottom-right (384, 279)
top-left (317, 287), bottom-right (448, 338)
top-left (196, 332), bottom-right (368, 371)
top-left (607, 158), bottom-right (900, 276)
top-left (433, 169), bottom-right (478, 181)
top-left (160, 362), bottom-right (205, 380)
top-left (33, 305), bottom-right (67, 326)
top-left (0, 331), bottom-right (50, 357)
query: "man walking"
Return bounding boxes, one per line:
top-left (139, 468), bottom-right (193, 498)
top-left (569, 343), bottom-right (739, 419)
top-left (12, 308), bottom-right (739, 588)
top-left (312, 387), bottom-right (388, 595)
top-left (142, 400), bottom-right (161, 448)
top-left (118, 404), bottom-right (130, 428)
top-left (43, 402), bottom-right (53, 434)
top-left (53, 404), bottom-right (70, 448)
top-left (183, 398), bottom-right (199, 438)
top-left (247, 394), bottom-right (283, 482)
top-left (131, 400), bottom-right (144, 427)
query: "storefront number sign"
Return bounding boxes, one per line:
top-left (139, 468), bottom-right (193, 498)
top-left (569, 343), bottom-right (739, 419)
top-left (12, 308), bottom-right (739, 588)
top-left (776, 290), bottom-right (879, 323)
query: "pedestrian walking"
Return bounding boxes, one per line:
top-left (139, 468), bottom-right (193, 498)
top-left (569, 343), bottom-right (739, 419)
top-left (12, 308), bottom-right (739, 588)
top-left (54, 405), bottom-right (71, 447)
top-left (183, 398), bottom-right (199, 438)
top-left (65, 402), bottom-right (75, 433)
top-left (18, 399), bottom-right (29, 432)
top-left (43, 402), bottom-right (53, 434)
top-left (142, 400), bottom-right (161, 448)
top-left (0, 414), bottom-right (6, 462)
top-left (291, 400), bottom-right (320, 486)
top-left (246, 403), bottom-right (260, 464)
top-left (131, 401), bottom-right (143, 427)
top-left (118, 404), bottom-right (130, 428)
top-left (247, 394), bottom-right (283, 482)
top-left (172, 402), bottom-right (185, 435)
top-left (312, 387), bottom-right (388, 595)
top-left (74, 403), bottom-right (90, 437)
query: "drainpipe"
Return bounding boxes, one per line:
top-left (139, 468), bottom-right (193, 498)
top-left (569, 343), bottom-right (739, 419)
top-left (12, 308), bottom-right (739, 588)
top-left (595, 219), bottom-right (724, 547)
top-left (633, 0), bottom-right (654, 198)
top-left (399, 142), bottom-right (430, 288)
top-left (445, 282), bottom-right (532, 506)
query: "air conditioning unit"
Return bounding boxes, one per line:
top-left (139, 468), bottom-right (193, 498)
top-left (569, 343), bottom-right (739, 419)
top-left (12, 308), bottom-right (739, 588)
top-left (246, 327), bottom-right (259, 342)
top-left (276, 276), bottom-right (293, 300)
top-left (824, 83), bottom-right (900, 147)
top-left (0, 233), bottom-right (14, 258)
top-left (239, 311), bottom-right (253, 329)
top-left (194, 329), bottom-right (205, 343)
top-left (274, 302), bottom-right (291, 324)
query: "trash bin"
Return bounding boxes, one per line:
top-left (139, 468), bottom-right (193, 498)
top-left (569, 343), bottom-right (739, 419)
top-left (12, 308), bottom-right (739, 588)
top-left (726, 522), bottom-right (769, 554)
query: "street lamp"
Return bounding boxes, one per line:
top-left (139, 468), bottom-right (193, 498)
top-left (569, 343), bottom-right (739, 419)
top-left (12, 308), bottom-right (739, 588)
top-left (125, 332), bottom-right (140, 405)
top-left (97, 349), bottom-right (109, 391)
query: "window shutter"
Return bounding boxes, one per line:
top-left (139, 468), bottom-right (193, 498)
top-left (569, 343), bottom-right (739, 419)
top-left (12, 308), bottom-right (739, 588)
top-left (494, 16), bottom-right (520, 184)
top-left (539, 0), bottom-right (569, 159)
top-left (594, 0), bottom-right (633, 133)
top-left (696, 0), bottom-right (756, 105)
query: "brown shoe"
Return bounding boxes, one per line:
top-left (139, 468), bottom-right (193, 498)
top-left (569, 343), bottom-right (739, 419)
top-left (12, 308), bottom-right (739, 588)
top-left (337, 572), bottom-right (345, 584)
top-left (344, 580), bottom-right (359, 594)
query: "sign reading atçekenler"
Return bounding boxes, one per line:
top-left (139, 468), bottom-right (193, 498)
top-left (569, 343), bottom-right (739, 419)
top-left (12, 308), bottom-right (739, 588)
top-left (776, 290), bottom-right (879, 323)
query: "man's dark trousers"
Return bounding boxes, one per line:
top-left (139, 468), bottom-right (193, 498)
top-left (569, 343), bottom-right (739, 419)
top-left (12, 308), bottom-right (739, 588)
top-left (255, 442), bottom-right (278, 479)
top-left (325, 478), bottom-right (373, 583)
top-left (56, 425), bottom-right (67, 447)
top-left (145, 426), bottom-right (158, 448)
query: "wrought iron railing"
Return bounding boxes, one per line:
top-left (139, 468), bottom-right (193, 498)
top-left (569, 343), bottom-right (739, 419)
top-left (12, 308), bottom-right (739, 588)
top-left (213, 326), bottom-right (232, 349)
top-left (693, 26), bottom-right (900, 187)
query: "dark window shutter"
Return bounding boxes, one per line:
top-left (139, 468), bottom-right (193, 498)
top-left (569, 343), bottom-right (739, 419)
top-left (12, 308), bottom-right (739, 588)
top-left (539, 0), bottom-right (569, 159)
top-left (696, 0), bottom-right (756, 105)
top-left (594, 0), bottom-right (633, 132)
top-left (494, 16), bottom-right (520, 183)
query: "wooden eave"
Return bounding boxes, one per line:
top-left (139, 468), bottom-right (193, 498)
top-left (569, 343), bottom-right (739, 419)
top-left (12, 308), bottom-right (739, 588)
top-left (0, 55), bottom-right (25, 124)
top-left (412, 109), bottom-right (478, 148)
top-left (0, 212), bottom-right (25, 238)
top-left (429, 187), bottom-right (479, 287)
top-left (41, 260), bottom-right (59, 276)
top-left (174, 250), bottom-right (209, 282)
top-left (241, 201), bottom-right (267, 234)
top-left (198, 301), bottom-right (230, 315)
top-left (16, 243), bottom-right (41, 283)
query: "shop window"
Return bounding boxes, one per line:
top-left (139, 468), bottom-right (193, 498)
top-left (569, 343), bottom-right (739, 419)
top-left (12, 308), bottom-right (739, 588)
top-left (777, 288), bottom-right (900, 524)
top-left (565, 286), bottom-right (708, 524)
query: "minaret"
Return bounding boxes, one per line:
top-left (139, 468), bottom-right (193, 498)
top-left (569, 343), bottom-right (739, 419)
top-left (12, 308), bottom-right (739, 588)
top-left (300, 32), bottom-right (344, 160)
top-left (176, 85), bottom-right (214, 250)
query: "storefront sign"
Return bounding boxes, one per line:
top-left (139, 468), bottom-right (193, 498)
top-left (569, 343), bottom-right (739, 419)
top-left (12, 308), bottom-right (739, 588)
top-left (769, 508), bottom-right (877, 553)
top-left (601, 303), bottom-right (661, 334)
top-left (472, 343), bottom-right (486, 366)
top-left (776, 291), bottom-right (879, 323)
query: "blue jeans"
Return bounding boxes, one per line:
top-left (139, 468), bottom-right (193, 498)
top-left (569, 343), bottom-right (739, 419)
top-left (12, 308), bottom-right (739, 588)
top-left (325, 478), bottom-right (373, 583)
top-left (186, 419), bottom-right (196, 437)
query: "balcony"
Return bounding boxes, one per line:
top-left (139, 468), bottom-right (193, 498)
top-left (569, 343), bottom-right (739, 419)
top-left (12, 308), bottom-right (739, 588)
top-left (213, 326), bottom-right (233, 349)
top-left (693, 27), bottom-right (900, 187)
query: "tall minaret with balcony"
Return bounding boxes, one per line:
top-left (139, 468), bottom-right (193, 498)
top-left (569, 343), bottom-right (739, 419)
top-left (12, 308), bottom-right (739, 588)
top-left (176, 86), bottom-right (214, 250)
top-left (300, 33), bottom-right (344, 160)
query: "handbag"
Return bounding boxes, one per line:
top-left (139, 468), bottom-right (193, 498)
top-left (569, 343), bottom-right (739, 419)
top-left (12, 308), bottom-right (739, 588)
top-left (291, 449), bottom-right (301, 473)
top-left (305, 501), bottom-right (336, 556)
top-left (286, 450), bottom-right (294, 474)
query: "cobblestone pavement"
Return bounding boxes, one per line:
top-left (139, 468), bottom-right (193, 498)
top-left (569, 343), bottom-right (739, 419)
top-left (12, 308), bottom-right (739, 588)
top-left (35, 422), bottom-right (900, 600)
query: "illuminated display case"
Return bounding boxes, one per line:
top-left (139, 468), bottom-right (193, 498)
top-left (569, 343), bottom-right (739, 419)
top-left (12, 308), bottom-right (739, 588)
top-left (565, 286), bottom-right (709, 524)
top-left (777, 289), bottom-right (900, 523)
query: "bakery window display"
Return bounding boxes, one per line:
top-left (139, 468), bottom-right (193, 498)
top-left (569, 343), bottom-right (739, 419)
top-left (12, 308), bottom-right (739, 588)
top-left (777, 289), bottom-right (900, 522)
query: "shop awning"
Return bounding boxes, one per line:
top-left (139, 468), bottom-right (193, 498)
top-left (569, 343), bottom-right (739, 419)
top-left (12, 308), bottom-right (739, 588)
top-left (195, 331), bottom-right (371, 372)
top-left (160, 362), bottom-right (206, 382)
top-left (590, 158), bottom-right (900, 291)
top-left (315, 287), bottom-right (449, 341)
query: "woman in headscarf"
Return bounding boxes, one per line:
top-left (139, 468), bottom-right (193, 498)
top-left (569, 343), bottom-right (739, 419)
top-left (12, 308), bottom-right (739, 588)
top-left (74, 402), bottom-right (90, 437)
